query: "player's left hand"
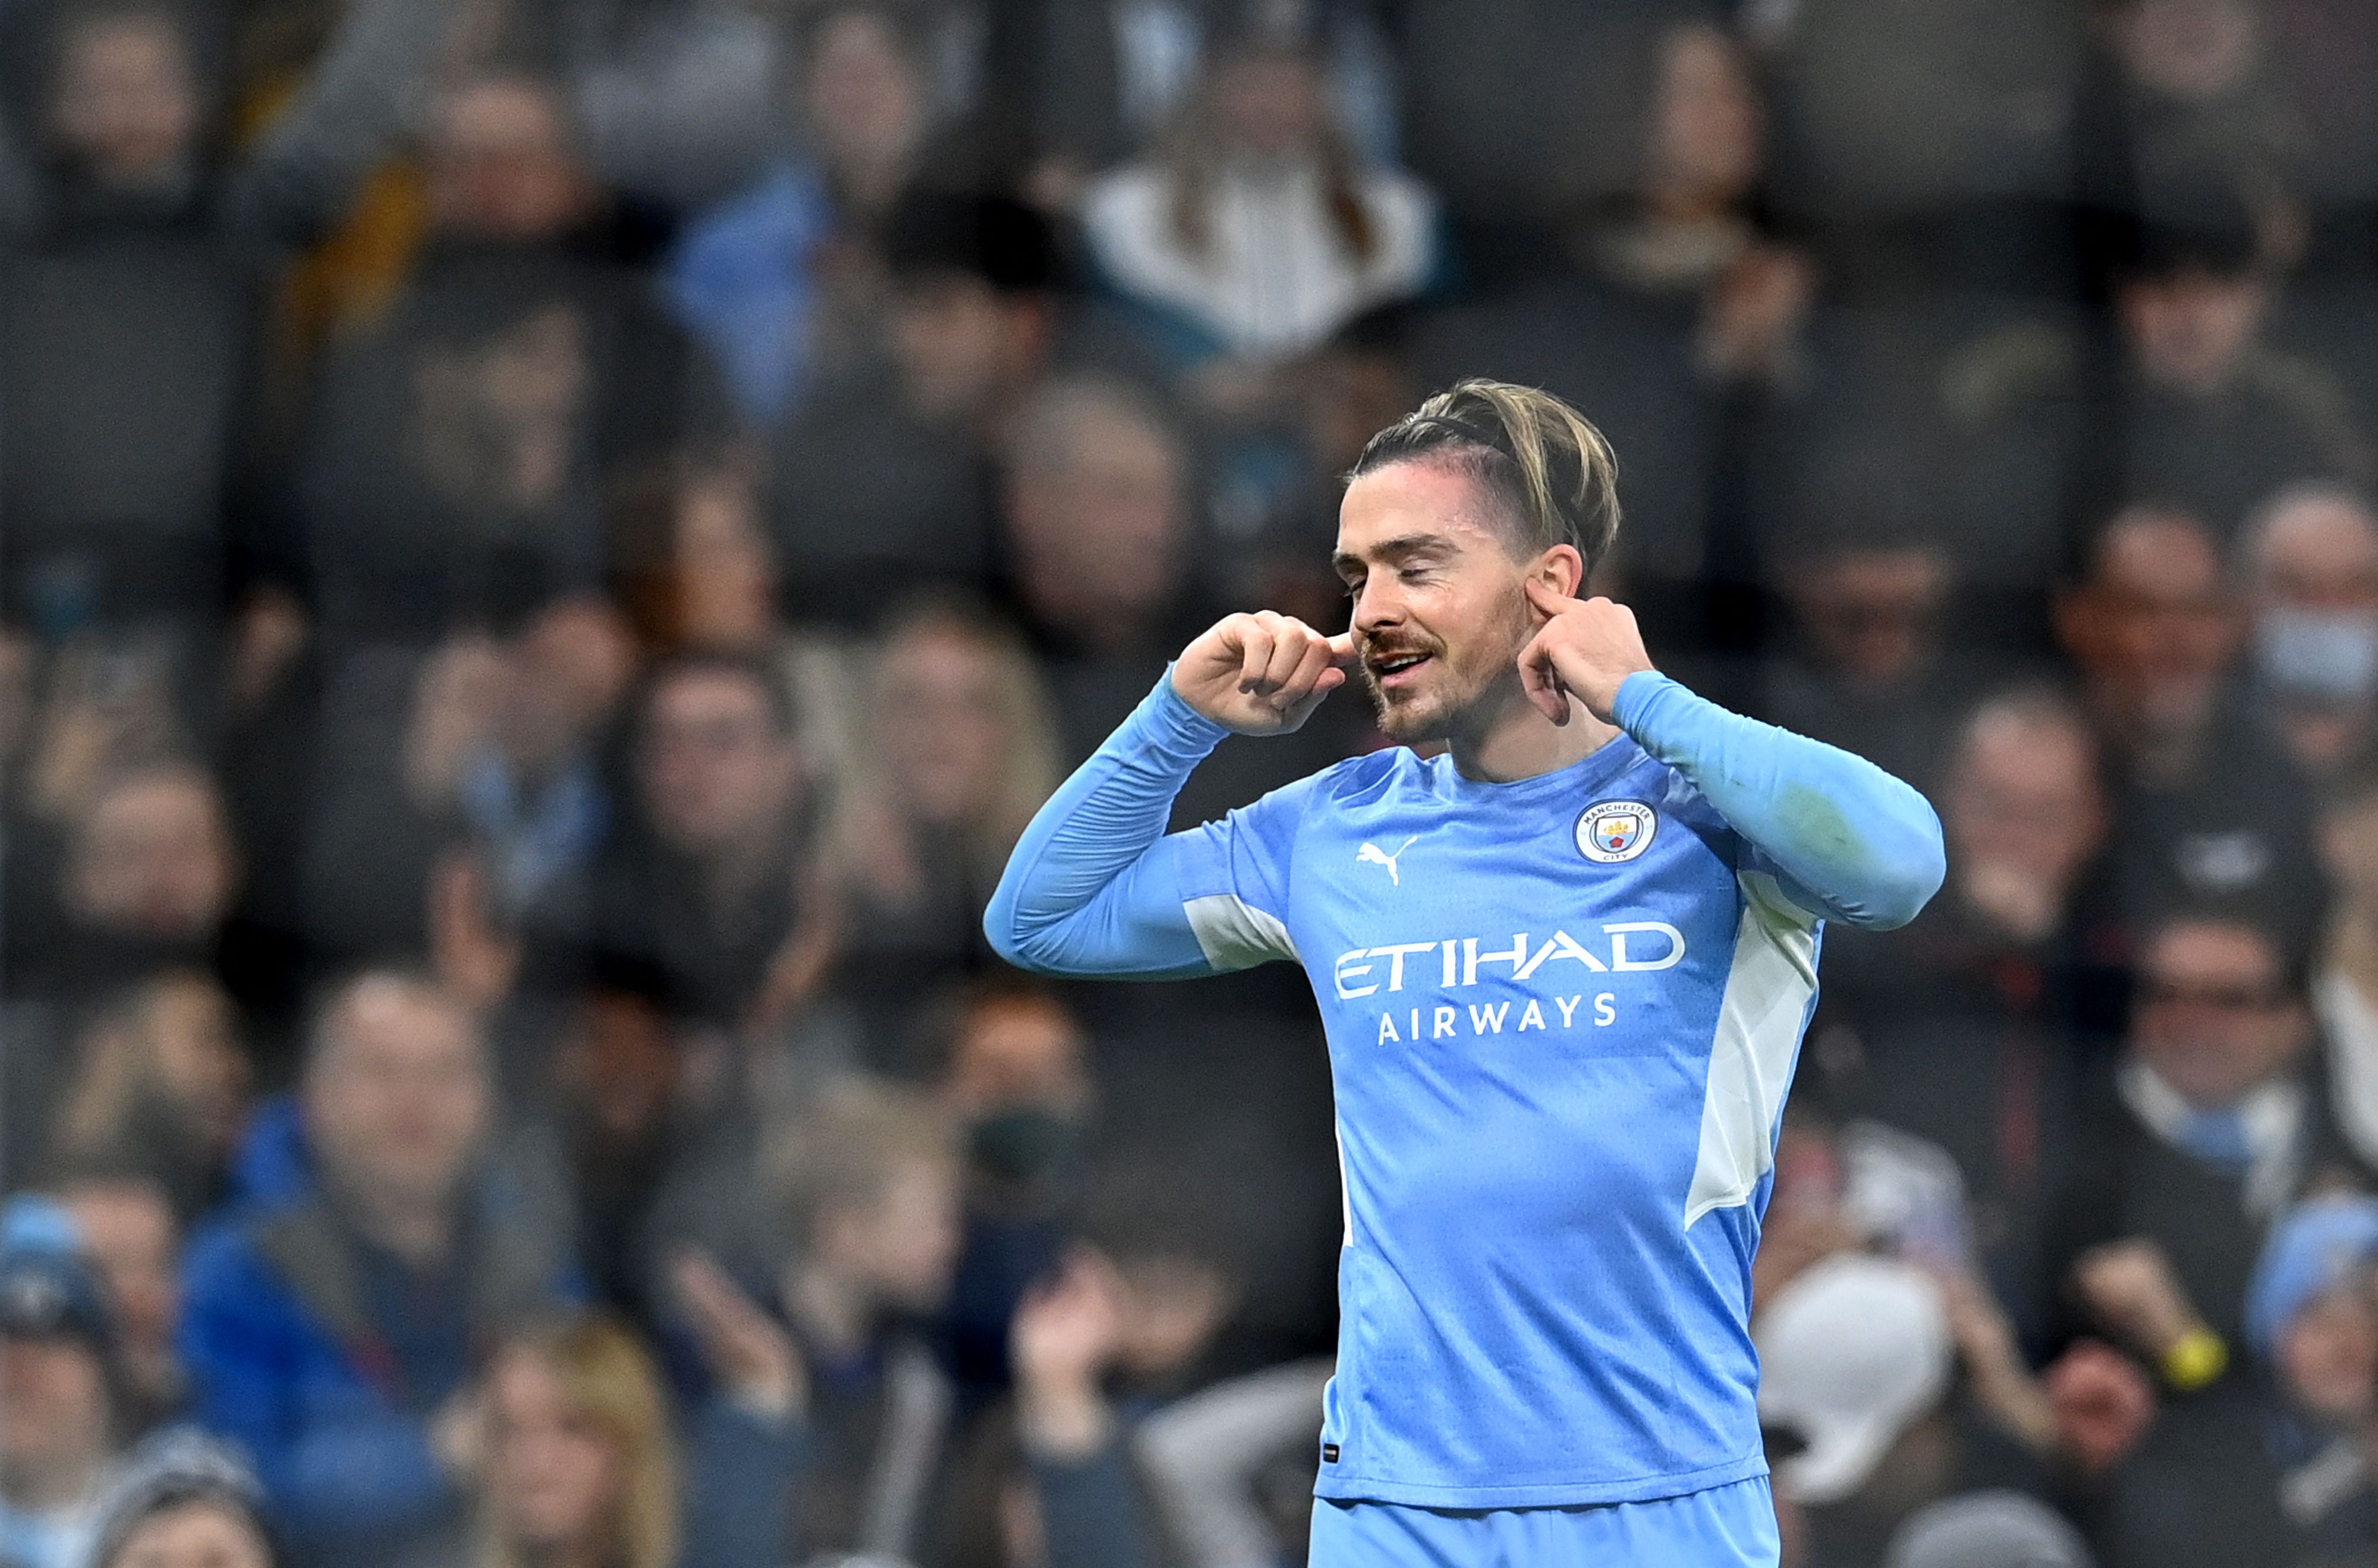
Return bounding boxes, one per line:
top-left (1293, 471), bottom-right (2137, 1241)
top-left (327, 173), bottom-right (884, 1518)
top-left (1517, 578), bottom-right (1654, 725)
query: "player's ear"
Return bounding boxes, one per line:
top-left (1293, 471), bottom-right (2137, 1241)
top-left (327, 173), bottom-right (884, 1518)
top-left (1533, 545), bottom-right (1586, 600)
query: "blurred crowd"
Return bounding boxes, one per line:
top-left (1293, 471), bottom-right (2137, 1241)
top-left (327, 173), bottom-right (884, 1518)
top-left (7, 0), bottom-right (2378, 1565)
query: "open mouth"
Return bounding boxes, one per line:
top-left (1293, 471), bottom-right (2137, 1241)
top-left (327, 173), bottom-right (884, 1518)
top-left (1367, 650), bottom-right (1433, 691)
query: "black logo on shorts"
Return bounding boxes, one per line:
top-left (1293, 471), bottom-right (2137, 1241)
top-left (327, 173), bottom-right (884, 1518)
top-left (1321, 1443), bottom-right (1341, 1463)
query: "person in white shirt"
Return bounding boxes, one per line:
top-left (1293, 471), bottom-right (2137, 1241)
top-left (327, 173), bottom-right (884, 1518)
top-left (1080, 8), bottom-right (1437, 379)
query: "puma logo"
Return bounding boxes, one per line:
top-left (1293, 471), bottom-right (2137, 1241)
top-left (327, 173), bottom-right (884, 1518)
top-left (1355, 836), bottom-right (1420, 886)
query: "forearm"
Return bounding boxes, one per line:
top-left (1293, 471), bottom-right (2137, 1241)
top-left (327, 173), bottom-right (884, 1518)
top-left (1614, 672), bottom-right (1945, 929)
top-left (984, 673), bottom-right (1223, 978)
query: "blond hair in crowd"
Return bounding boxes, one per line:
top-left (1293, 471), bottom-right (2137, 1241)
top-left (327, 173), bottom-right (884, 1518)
top-left (762, 1078), bottom-right (960, 1249)
top-left (833, 597), bottom-right (1063, 899)
top-left (482, 1315), bottom-right (679, 1568)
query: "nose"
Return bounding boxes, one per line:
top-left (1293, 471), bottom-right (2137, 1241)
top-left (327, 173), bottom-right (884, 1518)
top-left (1352, 577), bottom-right (1404, 637)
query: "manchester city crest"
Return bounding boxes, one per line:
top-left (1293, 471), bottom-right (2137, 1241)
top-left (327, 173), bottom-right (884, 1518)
top-left (1575, 799), bottom-right (1657, 864)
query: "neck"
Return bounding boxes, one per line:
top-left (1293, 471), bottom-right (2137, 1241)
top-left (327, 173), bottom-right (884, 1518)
top-left (0, 1436), bottom-right (107, 1513)
top-left (699, 818), bottom-right (788, 914)
top-left (1446, 683), bottom-right (1622, 783)
top-left (786, 1261), bottom-right (872, 1361)
top-left (334, 1173), bottom-right (457, 1266)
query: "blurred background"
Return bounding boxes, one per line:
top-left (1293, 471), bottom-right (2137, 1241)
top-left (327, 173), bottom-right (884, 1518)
top-left (5, 0), bottom-right (2378, 1565)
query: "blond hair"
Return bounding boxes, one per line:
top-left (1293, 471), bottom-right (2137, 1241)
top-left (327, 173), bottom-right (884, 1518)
top-left (762, 1078), bottom-right (958, 1248)
top-left (483, 1315), bottom-right (678, 1568)
top-left (854, 597), bottom-right (1062, 871)
top-left (1350, 379), bottom-right (1623, 577)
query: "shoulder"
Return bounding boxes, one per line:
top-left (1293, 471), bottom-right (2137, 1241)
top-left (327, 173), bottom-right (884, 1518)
top-left (180, 1208), bottom-right (300, 1315)
top-left (1311, 746), bottom-right (1414, 803)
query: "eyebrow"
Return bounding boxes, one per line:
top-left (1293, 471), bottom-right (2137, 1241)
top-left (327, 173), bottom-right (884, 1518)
top-left (1332, 532), bottom-right (1460, 578)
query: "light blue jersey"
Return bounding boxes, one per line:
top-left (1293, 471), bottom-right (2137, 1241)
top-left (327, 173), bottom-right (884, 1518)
top-left (987, 669), bottom-right (1943, 1516)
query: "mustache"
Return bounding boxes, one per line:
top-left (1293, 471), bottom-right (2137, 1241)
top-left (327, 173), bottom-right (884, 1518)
top-left (1358, 634), bottom-right (1443, 667)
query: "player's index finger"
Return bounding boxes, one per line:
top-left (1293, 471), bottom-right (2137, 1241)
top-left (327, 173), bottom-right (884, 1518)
top-left (1326, 631), bottom-right (1359, 664)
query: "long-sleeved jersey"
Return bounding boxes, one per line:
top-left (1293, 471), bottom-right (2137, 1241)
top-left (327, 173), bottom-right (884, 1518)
top-left (986, 670), bottom-right (1946, 1510)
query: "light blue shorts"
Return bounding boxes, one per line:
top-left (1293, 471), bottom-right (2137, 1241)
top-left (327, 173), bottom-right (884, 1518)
top-left (1310, 1476), bottom-right (1781, 1567)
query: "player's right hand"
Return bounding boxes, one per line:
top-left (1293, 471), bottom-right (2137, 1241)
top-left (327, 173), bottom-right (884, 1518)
top-left (1174, 611), bottom-right (1355, 735)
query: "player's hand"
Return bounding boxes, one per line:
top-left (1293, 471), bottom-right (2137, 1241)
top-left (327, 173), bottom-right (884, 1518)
top-left (1517, 578), bottom-right (1653, 725)
top-left (1173, 612), bottom-right (1355, 735)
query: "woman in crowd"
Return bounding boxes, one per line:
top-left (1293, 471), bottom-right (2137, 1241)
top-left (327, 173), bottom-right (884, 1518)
top-left (831, 600), bottom-right (1060, 1060)
top-left (1080, 8), bottom-right (1438, 400)
top-left (45, 970), bottom-right (251, 1221)
top-left (465, 1315), bottom-right (678, 1568)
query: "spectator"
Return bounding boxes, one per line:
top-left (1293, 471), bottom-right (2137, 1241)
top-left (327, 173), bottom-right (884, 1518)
top-left (455, 1315), bottom-right (677, 1568)
top-left (1, 0), bottom-right (259, 638)
top-left (933, 987), bottom-right (1097, 1398)
top-left (666, 2), bottom-right (946, 426)
top-left (2240, 484), bottom-right (2378, 774)
top-left (1565, 19), bottom-right (1810, 395)
top-left (935, 1157), bottom-right (1243, 1567)
top-left (0, 1198), bottom-right (124, 1568)
top-left (43, 972), bottom-right (252, 1221)
top-left (1033, 0), bottom-right (1400, 210)
top-left (84, 1431), bottom-right (281, 1568)
top-left (766, 188), bottom-right (1154, 622)
top-left (1078, 8), bottom-right (1438, 380)
top-left (673, 1079), bottom-right (965, 1568)
top-left (2052, 915), bottom-right (2326, 1567)
top-left (1005, 373), bottom-right (1199, 702)
top-left (10, 762), bottom-right (240, 1010)
top-left (291, 70), bottom-right (722, 645)
top-left (999, 372), bottom-right (1351, 821)
top-left (1407, 16), bottom-right (1798, 618)
top-left (604, 455), bottom-right (869, 817)
top-left (517, 955), bottom-right (718, 1334)
top-left (2099, 0), bottom-right (2307, 231)
top-left (1755, 1254), bottom-right (1958, 1568)
top-left (2244, 1197), bottom-right (2378, 1557)
top-left (56, 1172), bottom-right (186, 1434)
top-left (2318, 751), bottom-right (2378, 1173)
top-left (832, 603), bottom-right (1061, 1049)
top-left (581, 651), bottom-right (834, 1034)
top-left (2056, 503), bottom-right (2326, 954)
top-left (1756, 517), bottom-right (1966, 798)
top-left (301, 598), bottom-right (634, 971)
top-left (1883, 1491), bottom-right (2097, 1568)
top-left (178, 971), bottom-right (577, 1567)
top-left (2103, 200), bottom-right (2364, 541)
top-left (938, 1247), bottom-right (1172, 1568)
top-left (1814, 691), bottom-right (2110, 1330)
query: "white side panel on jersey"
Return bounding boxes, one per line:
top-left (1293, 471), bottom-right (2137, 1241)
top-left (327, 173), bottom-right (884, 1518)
top-left (1684, 871), bottom-right (1821, 1228)
top-left (1182, 893), bottom-right (1298, 971)
top-left (1335, 1122), bottom-right (1353, 1247)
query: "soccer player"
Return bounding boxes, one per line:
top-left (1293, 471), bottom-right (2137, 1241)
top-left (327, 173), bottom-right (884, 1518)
top-left (983, 379), bottom-right (1946, 1565)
